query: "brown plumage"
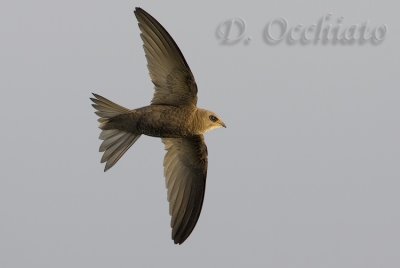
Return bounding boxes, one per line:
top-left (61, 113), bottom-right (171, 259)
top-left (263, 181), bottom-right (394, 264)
top-left (90, 7), bottom-right (225, 244)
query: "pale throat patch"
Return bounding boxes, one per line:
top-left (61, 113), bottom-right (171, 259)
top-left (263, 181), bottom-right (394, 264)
top-left (204, 124), bottom-right (222, 133)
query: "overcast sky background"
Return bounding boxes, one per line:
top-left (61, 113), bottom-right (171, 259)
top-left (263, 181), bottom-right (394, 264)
top-left (1, 0), bottom-right (399, 267)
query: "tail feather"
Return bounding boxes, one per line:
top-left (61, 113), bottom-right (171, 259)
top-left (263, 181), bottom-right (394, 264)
top-left (90, 93), bottom-right (130, 123)
top-left (91, 93), bottom-right (129, 115)
top-left (99, 131), bottom-right (126, 152)
top-left (91, 93), bottom-right (141, 171)
top-left (101, 133), bottom-right (141, 171)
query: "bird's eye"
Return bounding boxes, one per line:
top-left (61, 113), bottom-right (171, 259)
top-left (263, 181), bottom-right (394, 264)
top-left (209, 115), bottom-right (218, 122)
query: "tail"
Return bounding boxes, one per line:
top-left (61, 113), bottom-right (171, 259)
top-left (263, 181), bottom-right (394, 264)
top-left (90, 93), bottom-right (141, 171)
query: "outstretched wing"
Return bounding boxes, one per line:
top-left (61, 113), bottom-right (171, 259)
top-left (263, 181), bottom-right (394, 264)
top-left (162, 136), bottom-right (208, 244)
top-left (134, 7), bottom-right (198, 107)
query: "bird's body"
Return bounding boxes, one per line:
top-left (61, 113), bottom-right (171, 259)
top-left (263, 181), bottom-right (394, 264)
top-left (101, 105), bottom-right (215, 138)
top-left (91, 7), bottom-right (225, 244)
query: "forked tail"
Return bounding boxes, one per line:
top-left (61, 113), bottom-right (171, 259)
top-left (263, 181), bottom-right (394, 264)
top-left (90, 93), bottom-right (141, 171)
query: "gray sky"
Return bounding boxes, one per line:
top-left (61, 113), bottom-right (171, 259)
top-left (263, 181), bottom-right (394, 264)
top-left (1, 0), bottom-right (399, 267)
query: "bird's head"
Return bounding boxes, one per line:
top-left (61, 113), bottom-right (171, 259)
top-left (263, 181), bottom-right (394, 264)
top-left (196, 109), bottom-right (226, 134)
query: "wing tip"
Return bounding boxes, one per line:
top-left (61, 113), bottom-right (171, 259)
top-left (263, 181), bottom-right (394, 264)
top-left (172, 219), bottom-right (198, 245)
top-left (134, 7), bottom-right (146, 18)
top-left (173, 236), bottom-right (185, 245)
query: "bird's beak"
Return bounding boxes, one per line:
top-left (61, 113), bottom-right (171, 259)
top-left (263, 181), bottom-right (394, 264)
top-left (219, 121), bottom-right (227, 128)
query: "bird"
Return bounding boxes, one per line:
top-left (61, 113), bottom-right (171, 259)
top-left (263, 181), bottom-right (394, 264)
top-left (90, 7), bottom-right (226, 244)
